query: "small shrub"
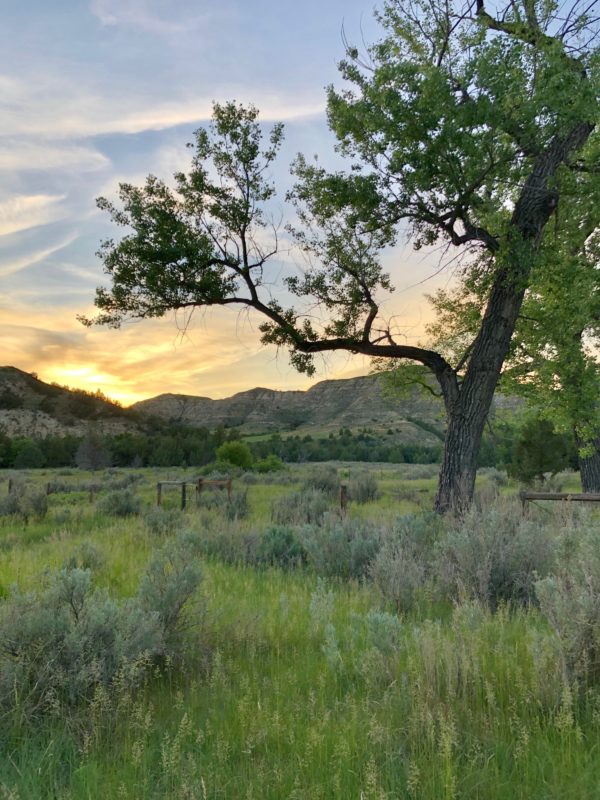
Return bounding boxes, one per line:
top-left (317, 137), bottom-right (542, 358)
top-left (197, 489), bottom-right (248, 520)
top-left (300, 515), bottom-right (382, 579)
top-left (535, 526), bottom-right (600, 684)
top-left (144, 507), bottom-right (183, 536)
top-left (363, 609), bottom-right (404, 654)
top-left (52, 508), bottom-right (72, 527)
top-left (256, 526), bottom-right (307, 568)
top-left (0, 485), bottom-right (48, 522)
top-left (195, 523), bottom-right (260, 566)
top-left (137, 531), bottom-right (204, 647)
top-left (370, 514), bottom-right (442, 612)
top-left (477, 467), bottom-right (509, 487)
top-left (96, 489), bottom-right (142, 517)
top-left (434, 504), bottom-right (555, 609)
top-left (0, 569), bottom-right (163, 716)
top-left (0, 532), bottom-right (204, 719)
top-left (225, 490), bottom-right (249, 521)
top-left (64, 541), bottom-right (105, 572)
top-left (348, 472), bottom-right (379, 504)
top-left (255, 454), bottom-right (285, 473)
top-left (271, 489), bottom-right (329, 525)
top-left (302, 467), bottom-right (339, 496)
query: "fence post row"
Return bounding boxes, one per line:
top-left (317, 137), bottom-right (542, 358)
top-left (156, 477), bottom-right (232, 507)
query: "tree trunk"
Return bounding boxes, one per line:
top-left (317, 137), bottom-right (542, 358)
top-left (434, 118), bottom-right (595, 514)
top-left (434, 401), bottom-right (488, 515)
top-left (578, 436), bottom-right (600, 493)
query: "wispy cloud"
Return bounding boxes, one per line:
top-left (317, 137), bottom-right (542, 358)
top-left (90, 0), bottom-right (210, 34)
top-left (0, 140), bottom-right (109, 172)
top-left (0, 194), bottom-right (67, 238)
top-left (1, 77), bottom-right (325, 139)
top-left (0, 234), bottom-right (79, 278)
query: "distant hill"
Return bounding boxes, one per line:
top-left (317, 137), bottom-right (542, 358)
top-left (0, 366), bottom-right (517, 446)
top-left (0, 366), bottom-right (136, 438)
top-left (131, 374), bottom-right (446, 445)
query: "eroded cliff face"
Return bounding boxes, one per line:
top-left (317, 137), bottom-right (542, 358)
top-left (131, 374), bottom-right (444, 440)
top-left (0, 366), bottom-right (135, 438)
top-left (0, 366), bottom-right (455, 444)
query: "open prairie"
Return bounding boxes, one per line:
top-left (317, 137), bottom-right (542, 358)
top-left (0, 463), bottom-right (598, 799)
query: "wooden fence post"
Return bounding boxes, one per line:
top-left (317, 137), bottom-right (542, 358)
top-left (340, 484), bottom-right (348, 516)
top-left (7, 479), bottom-right (12, 495)
top-left (157, 483), bottom-right (162, 506)
top-left (181, 482), bottom-right (187, 510)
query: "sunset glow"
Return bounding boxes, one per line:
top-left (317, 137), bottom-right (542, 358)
top-left (1, 0), bottom-right (446, 403)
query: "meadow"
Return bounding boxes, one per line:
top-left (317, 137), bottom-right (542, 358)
top-left (0, 463), bottom-right (598, 799)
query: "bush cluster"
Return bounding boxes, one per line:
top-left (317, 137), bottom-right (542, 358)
top-left (96, 488), bottom-right (142, 518)
top-left (0, 532), bottom-right (203, 719)
top-left (0, 482), bottom-right (48, 522)
top-left (271, 489), bottom-right (330, 525)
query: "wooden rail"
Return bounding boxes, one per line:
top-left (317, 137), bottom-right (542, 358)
top-left (520, 491), bottom-right (600, 509)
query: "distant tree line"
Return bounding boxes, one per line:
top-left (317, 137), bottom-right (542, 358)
top-left (250, 429), bottom-right (443, 465)
top-left (0, 424), bottom-right (235, 470)
top-left (0, 413), bottom-right (580, 481)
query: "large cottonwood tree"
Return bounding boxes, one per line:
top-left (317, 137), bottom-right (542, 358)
top-left (427, 150), bottom-right (600, 490)
top-left (84, 0), bottom-right (599, 513)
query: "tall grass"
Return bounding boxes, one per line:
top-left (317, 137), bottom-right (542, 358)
top-left (0, 465), bottom-right (599, 798)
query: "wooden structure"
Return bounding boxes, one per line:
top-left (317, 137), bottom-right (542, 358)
top-left (340, 483), bottom-right (348, 516)
top-left (156, 477), bottom-right (232, 510)
top-left (520, 491), bottom-right (600, 510)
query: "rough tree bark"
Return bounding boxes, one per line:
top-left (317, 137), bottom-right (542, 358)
top-left (576, 434), bottom-right (600, 493)
top-left (434, 120), bottom-right (595, 513)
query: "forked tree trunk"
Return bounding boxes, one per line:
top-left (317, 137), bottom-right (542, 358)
top-left (433, 119), bottom-right (594, 514)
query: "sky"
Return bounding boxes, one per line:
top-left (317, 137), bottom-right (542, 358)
top-left (0, 0), bottom-right (452, 404)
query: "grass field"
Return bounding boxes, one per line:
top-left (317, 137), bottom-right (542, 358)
top-left (0, 464), bottom-right (598, 799)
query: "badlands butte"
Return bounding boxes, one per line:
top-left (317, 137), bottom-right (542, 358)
top-left (0, 365), bottom-right (515, 445)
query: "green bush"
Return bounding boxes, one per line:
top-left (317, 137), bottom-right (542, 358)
top-left (509, 417), bottom-right (575, 484)
top-left (271, 489), bottom-right (329, 525)
top-left (300, 515), bottom-right (382, 579)
top-left (302, 466), bottom-right (339, 496)
top-left (0, 532), bottom-right (203, 719)
top-left (137, 531), bottom-right (204, 648)
top-left (144, 507), bottom-right (183, 536)
top-left (0, 569), bottom-right (163, 715)
top-left (434, 504), bottom-right (555, 609)
top-left (64, 541), bottom-right (105, 572)
top-left (348, 472), bottom-right (379, 504)
top-left (96, 488), bottom-right (142, 517)
top-left (255, 454), bottom-right (285, 473)
top-left (256, 526), bottom-right (307, 568)
top-left (0, 484), bottom-right (48, 522)
top-left (535, 526), bottom-right (600, 684)
top-left (215, 441), bottom-right (254, 469)
top-left (197, 489), bottom-right (249, 520)
top-left (370, 514), bottom-right (443, 612)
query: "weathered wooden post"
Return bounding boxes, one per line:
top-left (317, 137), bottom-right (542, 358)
top-left (157, 482), bottom-right (162, 506)
top-left (226, 478), bottom-right (232, 499)
top-left (181, 481), bottom-right (187, 510)
top-left (7, 478), bottom-right (12, 495)
top-left (340, 483), bottom-right (348, 516)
